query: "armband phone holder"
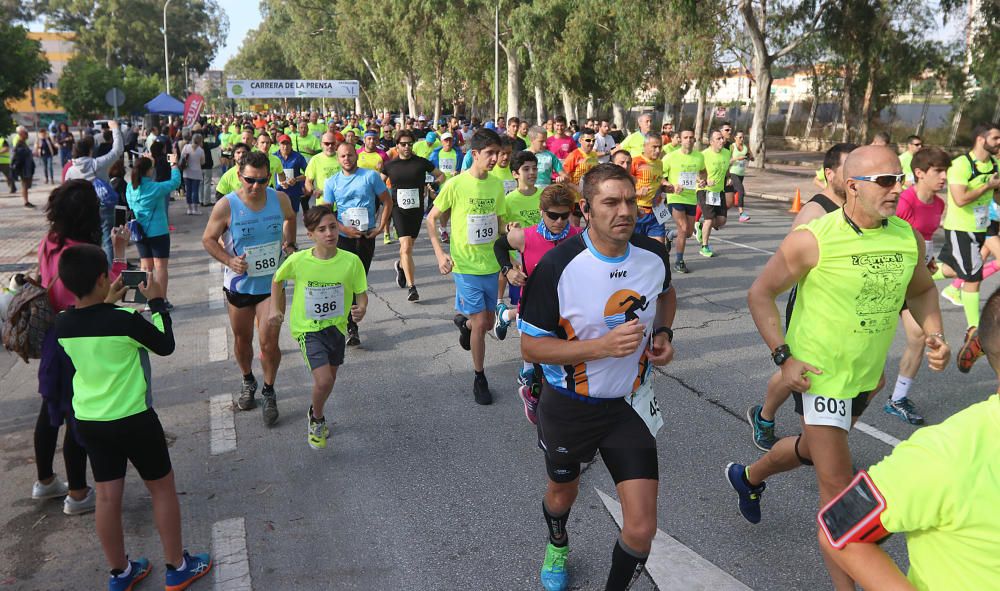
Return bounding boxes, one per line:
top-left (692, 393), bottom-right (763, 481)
top-left (817, 470), bottom-right (890, 549)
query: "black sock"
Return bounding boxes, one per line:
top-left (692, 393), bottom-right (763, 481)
top-left (605, 537), bottom-right (648, 591)
top-left (243, 373), bottom-right (255, 383)
top-left (542, 500), bottom-right (570, 548)
top-left (262, 383), bottom-right (274, 394)
top-left (475, 370), bottom-right (486, 379)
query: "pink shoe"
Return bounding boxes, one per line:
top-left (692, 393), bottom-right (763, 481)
top-left (519, 385), bottom-right (538, 425)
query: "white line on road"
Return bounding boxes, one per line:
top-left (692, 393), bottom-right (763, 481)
top-left (209, 394), bottom-right (237, 455)
top-left (596, 488), bottom-right (752, 591)
top-left (209, 327), bottom-right (228, 362)
top-left (209, 286), bottom-right (223, 310)
top-left (713, 237), bottom-right (776, 256)
top-left (211, 517), bottom-right (252, 591)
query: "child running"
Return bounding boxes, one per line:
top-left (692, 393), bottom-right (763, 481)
top-left (54, 244), bottom-right (211, 591)
top-left (269, 204), bottom-right (368, 450)
top-left (493, 183), bottom-right (584, 422)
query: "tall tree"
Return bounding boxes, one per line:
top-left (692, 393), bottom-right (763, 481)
top-left (0, 23), bottom-right (51, 134)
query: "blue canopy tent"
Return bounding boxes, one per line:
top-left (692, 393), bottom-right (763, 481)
top-left (145, 92), bottom-right (184, 115)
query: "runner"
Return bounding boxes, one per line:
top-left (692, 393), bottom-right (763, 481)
top-left (323, 143), bottom-right (392, 347)
top-left (519, 163), bottom-right (675, 591)
top-left (269, 204), bottom-right (368, 450)
top-left (357, 130), bottom-right (388, 173)
top-left (528, 126), bottom-right (565, 188)
top-left (662, 129), bottom-right (706, 272)
top-left (898, 134), bottom-right (922, 185)
top-left (728, 130), bottom-right (753, 222)
top-left (215, 143), bottom-right (251, 201)
top-left (413, 131), bottom-right (439, 160)
top-left (545, 116), bottom-right (577, 161)
top-left (630, 133), bottom-right (668, 244)
top-left (726, 145), bottom-right (949, 590)
top-left (611, 150), bottom-right (632, 171)
top-left (383, 129), bottom-right (445, 303)
top-left (202, 151), bottom-right (298, 426)
top-left (307, 112), bottom-right (326, 138)
top-left (506, 116), bottom-right (527, 151)
top-left (290, 120), bottom-right (322, 161)
top-left (305, 132), bottom-right (342, 207)
top-left (746, 143), bottom-right (859, 450)
top-left (594, 120), bottom-right (617, 164)
top-left (426, 128), bottom-right (508, 405)
top-left (696, 130), bottom-right (732, 257)
top-left (886, 147), bottom-right (949, 425)
top-left (275, 134), bottom-right (308, 215)
top-left (253, 132), bottom-right (287, 189)
top-left (933, 122), bottom-right (1000, 372)
top-left (561, 128), bottom-right (599, 187)
top-left (618, 112), bottom-right (653, 157)
top-left (429, 132), bottom-right (463, 179)
top-left (489, 136), bottom-right (518, 196)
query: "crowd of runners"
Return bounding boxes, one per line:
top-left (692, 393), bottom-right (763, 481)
top-left (3, 109), bottom-right (999, 591)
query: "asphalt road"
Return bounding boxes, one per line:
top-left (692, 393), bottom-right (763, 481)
top-left (1, 197), bottom-right (995, 590)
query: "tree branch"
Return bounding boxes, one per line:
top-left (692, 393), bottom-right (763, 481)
top-left (772, 0), bottom-right (832, 61)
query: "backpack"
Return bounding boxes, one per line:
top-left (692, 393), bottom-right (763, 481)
top-left (966, 154), bottom-right (999, 183)
top-left (1, 275), bottom-right (56, 362)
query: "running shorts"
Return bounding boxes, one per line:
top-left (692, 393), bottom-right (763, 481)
top-left (697, 190), bottom-right (729, 219)
top-left (391, 207), bottom-right (424, 239)
top-left (453, 272), bottom-right (499, 316)
top-left (135, 233), bottom-right (171, 259)
top-left (938, 230), bottom-right (986, 282)
top-left (667, 203), bottom-right (697, 217)
top-left (224, 288), bottom-right (270, 309)
top-left (633, 210), bottom-right (666, 238)
top-left (988, 220), bottom-right (999, 238)
top-left (297, 325), bottom-right (346, 370)
top-left (76, 409), bottom-right (172, 482)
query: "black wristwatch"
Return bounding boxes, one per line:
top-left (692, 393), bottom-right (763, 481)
top-left (500, 265), bottom-right (513, 276)
top-left (772, 344), bottom-right (791, 366)
top-left (652, 326), bottom-right (673, 342)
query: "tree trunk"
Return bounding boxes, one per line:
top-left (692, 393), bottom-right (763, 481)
top-left (694, 83), bottom-right (707, 148)
top-left (840, 67), bottom-right (853, 142)
top-left (707, 102), bottom-right (716, 136)
top-left (533, 85), bottom-right (545, 125)
top-left (783, 100), bottom-right (795, 136)
top-left (804, 97), bottom-right (819, 142)
top-left (612, 102), bottom-right (626, 130)
top-left (586, 95), bottom-right (595, 120)
top-left (663, 93), bottom-right (671, 126)
top-left (404, 73), bottom-right (417, 118)
top-left (355, 96), bottom-right (362, 115)
top-left (858, 65), bottom-right (876, 144)
top-left (748, 65), bottom-right (773, 169)
top-left (560, 87), bottom-right (575, 122)
top-left (915, 92), bottom-right (931, 136)
top-left (993, 92), bottom-right (1000, 125)
top-left (948, 102), bottom-right (964, 145)
top-left (504, 46), bottom-right (520, 119)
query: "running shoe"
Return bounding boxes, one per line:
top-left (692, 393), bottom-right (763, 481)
top-left (454, 314), bottom-right (471, 350)
top-left (237, 376), bottom-right (258, 410)
top-left (738, 212), bottom-right (750, 222)
top-left (108, 556), bottom-right (151, 591)
top-left (32, 477), bottom-right (68, 500)
top-left (493, 302), bottom-right (511, 340)
top-left (407, 286), bottom-right (420, 302)
top-left (394, 260), bottom-right (406, 288)
top-left (673, 261), bottom-right (689, 274)
top-left (957, 326), bottom-right (984, 373)
top-left (440, 229), bottom-right (450, 243)
top-left (883, 397), bottom-right (924, 425)
top-left (519, 385), bottom-right (539, 425)
top-left (164, 550), bottom-right (212, 591)
top-left (473, 373), bottom-right (493, 405)
top-left (694, 222), bottom-right (703, 245)
top-left (383, 232), bottom-right (392, 245)
top-left (699, 245), bottom-right (715, 258)
top-left (540, 543), bottom-right (569, 591)
top-left (308, 412), bottom-right (328, 450)
top-left (63, 487), bottom-right (96, 515)
top-left (725, 462), bottom-right (765, 524)
top-left (517, 366), bottom-right (535, 387)
top-left (347, 326), bottom-right (361, 347)
top-left (940, 285), bottom-right (963, 307)
top-left (261, 389), bottom-right (279, 426)
top-left (667, 229), bottom-right (678, 242)
top-left (746, 405), bottom-right (777, 451)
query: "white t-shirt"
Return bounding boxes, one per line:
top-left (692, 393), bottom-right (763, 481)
top-left (181, 145), bottom-right (205, 179)
top-left (594, 133), bottom-right (617, 164)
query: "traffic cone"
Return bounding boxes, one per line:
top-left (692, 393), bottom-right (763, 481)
top-left (788, 188), bottom-right (802, 213)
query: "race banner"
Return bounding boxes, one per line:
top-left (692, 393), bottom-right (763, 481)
top-left (183, 93), bottom-right (205, 128)
top-left (226, 79), bottom-right (360, 99)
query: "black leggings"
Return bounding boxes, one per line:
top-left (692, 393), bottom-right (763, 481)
top-left (338, 236), bottom-right (375, 331)
top-left (730, 175), bottom-right (746, 208)
top-left (34, 402), bottom-right (89, 490)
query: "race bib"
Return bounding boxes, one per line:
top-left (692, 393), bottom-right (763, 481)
top-left (652, 202), bottom-right (671, 224)
top-left (503, 180), bottom-right (518, 194)
top-left (801, 393), bottom-right (852, 431)
top-left (397, 188), bottom-right (420, 210)
top-left (706, 191), bottom-right (722, 206)
top-left (243, 241), bottom-right (281, 277)
top-left (439, 159), bottom-right (456, 174)
top-left (974, 205), bottom-right (989, 230)
top-left (627, 379), bottom-right (663, 437)
top-left (467, 213), bottom-right (497, 245)
top-left (731, 162), bottom-right (746, 176)
top-left (304, 284), bottom-right (344, 320)
top-left (343, 207), bottom-right (369, 231)
top-left (679, 171), bottom-right (697, 190)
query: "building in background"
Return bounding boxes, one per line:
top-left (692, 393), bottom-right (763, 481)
top-left (9, 31), bottom-right (77, 127)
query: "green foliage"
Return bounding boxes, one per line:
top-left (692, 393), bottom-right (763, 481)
top-left (51, 56), bottom-right (160, 120)
top-left (0, 23), bottom-right (51, 134)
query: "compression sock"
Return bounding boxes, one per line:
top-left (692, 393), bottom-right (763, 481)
top-left (962, 290), bottom-right (981, 328)
top-left (542, 500), bottom-right (570, 547)
top-left (891, 376), bottom-right (913, 402)
top-left (605, 536), bottom-right (648, 591)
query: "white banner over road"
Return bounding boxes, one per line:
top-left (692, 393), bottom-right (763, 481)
top-left (226, 79), bottom-right (359, 99)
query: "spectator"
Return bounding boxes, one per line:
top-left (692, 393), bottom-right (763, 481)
top-left (64, 121), bottom-right (122, 183)
top-left (56, 122), bottom-right (74, 168)
top-left (126, 155), bottom-right (181, 309)
top-left (11, 129), bottom-right (35, 208)
top-left (35, 127), bottom-right (57, 184)
top-left (180, 133), bottom-right (206, 215)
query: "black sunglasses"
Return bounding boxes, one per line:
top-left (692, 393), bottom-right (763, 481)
top-left (543, 210), bottom-right (571, 221)
top-left (242, 175), bottom-right (270, 185)
top-left (397, 141), bottom-right (414, 146)
top-left (322, 141), bottom-right (336, 146)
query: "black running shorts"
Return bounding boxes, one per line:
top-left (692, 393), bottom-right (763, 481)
top-left (937, 230), bottom-right (986, 282)
top-left (76, 409), bottom-right (172, 482)
top-left (391, 207), bottom-right (424, 239)
top-left (224, 288), bottom-right (270, 309)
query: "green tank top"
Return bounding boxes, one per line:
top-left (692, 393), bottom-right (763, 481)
top-left (786, 211), bottom-right (918, 398)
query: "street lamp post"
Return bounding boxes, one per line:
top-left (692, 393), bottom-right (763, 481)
top-left (163, 0), bottom-right (173, 95)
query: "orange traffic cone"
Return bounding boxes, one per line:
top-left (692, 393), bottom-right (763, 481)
top-left (788, 188), bottom-right (802, 213)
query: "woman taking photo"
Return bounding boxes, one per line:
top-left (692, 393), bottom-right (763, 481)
top-left (126, 154), bottom-right (180, 309)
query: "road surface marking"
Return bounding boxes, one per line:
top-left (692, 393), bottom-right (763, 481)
top-left (211, 517), bottom-right (252, 591)
top-left (209, 286), bottom-right (224, 309)
top-left (597, 488), bottom-right (752, 590)
top-left (209, 394), bottom-right (237, 455)
top-left (713, 237), bottom-right (776, 256)
top-left (209, 327), bottom-right (228, 362)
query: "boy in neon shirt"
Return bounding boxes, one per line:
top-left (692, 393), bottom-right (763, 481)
top-left (494, 150), bottom-right (542, 340)
top-left (489, 136), bottom-right (517, 196)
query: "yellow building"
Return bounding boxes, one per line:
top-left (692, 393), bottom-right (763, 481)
top-left (9, 31), bottom-right (77, 118)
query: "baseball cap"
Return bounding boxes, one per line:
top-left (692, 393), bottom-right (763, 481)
top-left (277, 134), bottom-right (292, 143)
top-left (425, 131), bottom-right (437, 143)
top-left (440, 132), bottom-right (453, 140)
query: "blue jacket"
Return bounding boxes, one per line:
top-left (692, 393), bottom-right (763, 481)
top-left (126, 168), bottom-right (180, 238)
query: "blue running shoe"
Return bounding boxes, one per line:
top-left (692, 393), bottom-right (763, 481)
top-left (726, 462), bottom-right (765, 524)
top-left (493, 302), bottom-right (511, 340)
top-left (165, 551), bottom-right (212, 591)
top-left (746, 405), bottom-right (777, 451)
top-left (540, 543), bottom-right (569, 591)
top-left (517, 366), bottom-right (535, 387)
top-left (108, 557), bottom-right (151, 591)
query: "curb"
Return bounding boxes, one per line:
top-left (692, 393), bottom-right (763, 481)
top-left (747, 191), bottom-right (792, 203)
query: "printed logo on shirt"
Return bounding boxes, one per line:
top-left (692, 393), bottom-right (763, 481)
top-left (604, 289), bottom-right (648, 330)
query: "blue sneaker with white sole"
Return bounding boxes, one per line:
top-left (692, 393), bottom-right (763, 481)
top-left (165, 550), bottom-right (212, 591)
top-left (108, 557), bottom-right (151, 591)
top-left (726, 462), bottom-right (766, 524)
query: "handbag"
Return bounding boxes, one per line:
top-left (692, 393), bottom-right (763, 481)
top-left (1, 275), bottom-right (57, 362)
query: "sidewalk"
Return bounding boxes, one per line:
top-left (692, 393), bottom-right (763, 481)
top-left (0, 182), bottom-right (54, 275)
top-left (741, 162), bottom-right (815, 203)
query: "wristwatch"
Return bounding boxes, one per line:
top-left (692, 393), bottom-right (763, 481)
top-left (500, 264), bottom-right (513, 276)
top-left (772, 344), bottom-right (792, 366)
top-left (652, 326), bottom-right (673, 342)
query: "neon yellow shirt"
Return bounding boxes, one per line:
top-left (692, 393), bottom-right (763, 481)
top-left (215, 166), bottom-right (240, 195)
top-left (489, 164), bottom-right (518, 196)
top-left (868, 394), bottom-right (1000, 591)
top-left (943, 152), bottom-right (998, 233)
top-left (662, 150), bottom-right (705, 206)
top-left (701, 147), bottom-right (731, 193)
top-left (413, 140), bottom-right (439, 159)
top-left (899, 151), bottom-right (915, 185)
top-left (619, 131), bottom-right (646, 157)
top-left (357, 150), bottom-right (386, 172)
top-left (273, 248), bottom-right (367, 338)
top-left (435, 172), bottom-right (506, 275)
top-left (502, 187), bottom-right (542, 227)
top-left (305, 154), bottom-right (341, 204)
top-left (290, 133), bottom-right (322, 159)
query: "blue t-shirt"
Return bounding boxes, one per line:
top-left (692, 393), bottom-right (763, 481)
top-left (275, 150), bottom-right (308, 199)
top-left (323, 167), bottom-right (388, 236)
top-left (461, 150), bottom-right (474, 171)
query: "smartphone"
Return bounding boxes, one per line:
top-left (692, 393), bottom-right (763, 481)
top-left (115, 205), bottom-right (128, 227)
top-left (121, 270), bottom-right (148, 304)
top-left (818, 471), bottom-right (889, 548)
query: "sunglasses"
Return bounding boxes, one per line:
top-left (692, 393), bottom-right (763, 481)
top-left (322, 141), bottom-right (336, 146)
top-left (581, 138), bottom-right (595, 143)
top-left (850, 173), bottom-right (905, 187)
top-left (911, 143), bottom-right (923, 147)
top-left (242, 175), bottom-right (270, 185)
top-left (397, 141), bottom-right (414, 146)
top-left (543, 210), bottom-right (572, 221)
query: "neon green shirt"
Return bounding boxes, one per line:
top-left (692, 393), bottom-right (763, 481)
top-left (661, 143), bottom-right (679, 157)
top-left (489, 164), bottom-right (518, 196)
top-left (413, 140), bottom-right (439, 159)
top-left (729, 144), bottom-right (749, 176)
top-left (215, 166), bottom-right (240, 195)
top-left (0, 137), bottom-right (10, 164)
top-left (435, 171), bottom-right (506, 275)
top-left (502, 187), bottom-right (542, 227)
top-left (899, 151), bottom-right (915, 185)
top-left (307, 123), bottom-right (326, 138)
top-left (868, 394), bottom-right (1000, 591)
top-left (787, 212), bottom-right (918, 397)
top-left (273, 248), bottom-right (367, 338)
top-left (662, 149), bottom-right (705, 206)
top-left (290, 133), bottom-right (322, 159)
top-left (619, 131), bottom-right (646, 157)
top-left (942, 152), bottom-right (998, 233)
top-left (305, 154), bottom-right (341, 204)
top-left (701, 147), bottom-right (731, 192)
